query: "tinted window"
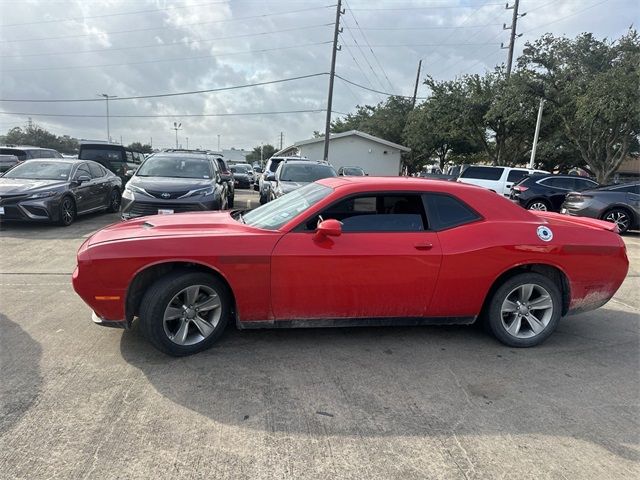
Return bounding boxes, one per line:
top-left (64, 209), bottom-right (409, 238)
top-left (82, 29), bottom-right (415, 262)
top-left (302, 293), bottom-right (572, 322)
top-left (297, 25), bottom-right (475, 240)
top-left (79, 148), bottom-right (123, 162)
top-left (88, 162), bottom-right (105, 178)
top-left (423, 194), bottom-right (480, 230)
top-left (268, 159), bottom-right (284, 172)
top-left (460, 166), bottom-right (504, 181)
top-left (574, 178), bottom-right (598, 191)
top-left (507, 169), bottom-right (528, 183)
top-left (342, 167), bottom-right (365, 176)
top-left (309, 194), bottom-right (426, 232)
top-left (279, 163), bottom-right (336, 182)
top-left (126, 151), bottom-right (134, 163)
top-left (611, 184), bottom-right (639, 193)
top-left (0, 148), bottom-right (27, 161)
top-left (541, 177), bottom-right (575, 190)
top-left (74, 163), bottom-right (92, 179)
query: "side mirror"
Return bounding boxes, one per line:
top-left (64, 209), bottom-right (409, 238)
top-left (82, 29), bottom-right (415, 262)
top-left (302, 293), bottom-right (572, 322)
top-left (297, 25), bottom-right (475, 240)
top-left (76, 175), bottom-right (91, 184)
top-left (266, 172), bottom-right (276, 182)
top-left (316, 219), bottom-right (342, 238)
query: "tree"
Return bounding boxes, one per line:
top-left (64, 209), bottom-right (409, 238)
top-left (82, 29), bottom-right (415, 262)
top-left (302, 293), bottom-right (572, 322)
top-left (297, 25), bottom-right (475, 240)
top-left (403, 80), bottom-right (480, 169)
top-left (519, 30), bottom-right (640, 183)
top-left (245, 144), bottom-right (277, 162)
top-left (1, 125), bottom-right (79, 154)
top-left (127, 142), bottom-right (153, 154)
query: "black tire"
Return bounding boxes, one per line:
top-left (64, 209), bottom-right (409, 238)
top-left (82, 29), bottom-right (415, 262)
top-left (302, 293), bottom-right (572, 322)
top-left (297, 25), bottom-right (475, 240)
top-left (485, 272), bottom-right (562, 347)
top-left (228, 194), bottom-right (234, 209)
top-left (259, 190), bottom-right (268, 205)
top-left (106, 188), bottom-right (121, 213)
top-left (601, 208), bottom-right (632, 234)
top-left (58, 196), bottom-right (76, 226)
top-left (139, 270), bottom-right (231, 356)
top-left (526, 199), bottom-right (551, 211)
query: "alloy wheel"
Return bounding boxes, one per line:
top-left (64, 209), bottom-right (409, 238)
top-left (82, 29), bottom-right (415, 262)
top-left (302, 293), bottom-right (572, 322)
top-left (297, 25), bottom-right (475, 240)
top-left (500, 283), bottom-right (554, 339)
top-left (61, 198), bottom-right (75, 225)
top-left (604, 210), bottom-right (630, 232)
top-left (110, 190), bottom-right (121, 211)
top-left (528, 202), bottom-right (548, 211)
top-left (162, 284), bottom-right (222, 346)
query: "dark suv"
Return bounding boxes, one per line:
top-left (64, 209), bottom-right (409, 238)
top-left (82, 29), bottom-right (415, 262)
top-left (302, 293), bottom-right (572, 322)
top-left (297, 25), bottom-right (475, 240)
top-left (78, 142), bottom-right (144, 183)
top-left (120, 151), bottom-right (227, 219)
top-left (510, 174), bottom-right (599, 211)
top-left (212, 155), bottom-right (234, 208)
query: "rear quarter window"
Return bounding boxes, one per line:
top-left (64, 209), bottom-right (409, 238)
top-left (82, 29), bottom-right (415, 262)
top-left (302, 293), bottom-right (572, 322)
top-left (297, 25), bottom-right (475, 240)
top-left (423, 193), bottom-right (481, 230)
top-left (460, 166), bottom-right (504, 181)
top-left (507, 169), bottom-right (529, 183)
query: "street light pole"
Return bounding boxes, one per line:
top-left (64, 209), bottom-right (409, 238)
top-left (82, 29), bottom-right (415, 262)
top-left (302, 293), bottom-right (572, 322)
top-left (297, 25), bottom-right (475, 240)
top-left (173, 122), bottom-right (182, 148)
top-left (97, 93), bottom-right (117, 142)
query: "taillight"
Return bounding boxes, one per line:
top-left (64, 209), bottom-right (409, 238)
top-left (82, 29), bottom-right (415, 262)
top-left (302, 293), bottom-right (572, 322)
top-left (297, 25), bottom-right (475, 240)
top-left (513, 185), bottom-right (528, 192)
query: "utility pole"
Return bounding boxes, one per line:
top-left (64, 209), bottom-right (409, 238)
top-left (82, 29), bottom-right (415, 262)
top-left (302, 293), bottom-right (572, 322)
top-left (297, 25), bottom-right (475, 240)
top-left (280, 131), bottom-right (284, 150)
top-left (528, 99), bottom-right (545, 169)
top-left (97, 93), bottom-right (117, 142)
top-left (217, 134), bottom-right (221, 152)
top-left (501, 0), bottom-right (525, 78)
top-left (323, 0), bottom-right (343, 161)
top-left (150, 137), bottom-right (153, 148)
top-left (186, 137), bottom-right (189, 149)
top-left (173, 122), bottom-right (182, 148)
top-left (411, 59), bottom-right (422, 108)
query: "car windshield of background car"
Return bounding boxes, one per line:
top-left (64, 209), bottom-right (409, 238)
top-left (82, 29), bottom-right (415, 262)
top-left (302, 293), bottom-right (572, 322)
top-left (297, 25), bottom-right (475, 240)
top-left (242, 183), bottom-right (332, 230)
top-left (281, 164), bottom-right (336, 182)
top-left (136, 156), bottom-right (211, 179)
top-left (4, 161), bottom-right (72, 180)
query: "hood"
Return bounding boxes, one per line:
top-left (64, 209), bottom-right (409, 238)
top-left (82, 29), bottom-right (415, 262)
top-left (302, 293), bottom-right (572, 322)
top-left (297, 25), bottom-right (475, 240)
top-left (87, 211), bottom-right (265, 246)
top-left (278, 180), bottom-right (307, 193)
top-left (0, 178), bottom-right (68, 195)
top-left (130, 176), bottom-right (213, 192)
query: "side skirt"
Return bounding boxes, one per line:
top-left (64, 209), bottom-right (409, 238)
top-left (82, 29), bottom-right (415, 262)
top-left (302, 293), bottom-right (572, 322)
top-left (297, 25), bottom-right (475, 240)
top-left (239, 316), bottom-right (476, 330)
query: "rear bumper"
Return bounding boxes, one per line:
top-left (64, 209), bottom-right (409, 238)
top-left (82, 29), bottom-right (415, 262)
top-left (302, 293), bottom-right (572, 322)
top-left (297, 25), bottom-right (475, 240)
top-left (92, 311), bottom-right (129, 329)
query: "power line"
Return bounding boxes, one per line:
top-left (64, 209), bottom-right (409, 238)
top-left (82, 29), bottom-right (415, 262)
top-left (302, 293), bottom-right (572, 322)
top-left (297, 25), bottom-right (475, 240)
top-left (2, 41), bottom-right (333, 73)
top-left (0, 5), bottom-right (336, 44)
top-left (343, 0), bottom-right (394, 91)
top-left (335, 74), bottom-right (427, 99)
top-left (348, 2), bottom-right (504, 10)
top-left (0, 73), bottom-right (329, 103)
top-left (0, 109), bottom-right (331, 118)
top-left (341, 42), bottom-right (502, 47)
top-left (0, 23), bottom-right (334, 59)
top-left (354, 23), bottom-right (502, 31)
top-left (339, 26), bottom-right (387, 93)
top-left (519, 0), bottom-right (610, 35)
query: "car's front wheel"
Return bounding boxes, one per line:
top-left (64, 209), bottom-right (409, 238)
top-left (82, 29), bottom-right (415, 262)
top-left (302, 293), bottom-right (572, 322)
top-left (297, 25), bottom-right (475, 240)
top-left (58, 196), bottom-right (76, 226)
top-left (106, 188), bottom-right (121, 213)
top-left (139, 271), bottom-right (231, 356)
top-left (486, 273), bottom-right (561, 347)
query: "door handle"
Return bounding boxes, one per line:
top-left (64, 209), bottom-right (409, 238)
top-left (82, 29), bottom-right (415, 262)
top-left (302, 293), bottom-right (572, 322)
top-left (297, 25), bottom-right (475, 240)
top-left (414, 242), bottom-right (433, 250)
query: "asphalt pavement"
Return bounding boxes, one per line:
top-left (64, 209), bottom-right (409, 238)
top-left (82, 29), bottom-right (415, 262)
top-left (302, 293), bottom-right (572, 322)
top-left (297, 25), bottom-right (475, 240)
top-left (1, 188), bottom-right (638, 479)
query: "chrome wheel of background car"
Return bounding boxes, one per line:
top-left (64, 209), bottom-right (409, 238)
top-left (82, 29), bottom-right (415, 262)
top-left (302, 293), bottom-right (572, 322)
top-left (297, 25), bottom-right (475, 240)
top-left (162, 284), bottom-right (222, 346)
top-left (500, 283), bottom-right (554, 339)
top-left (528, 202), bottom-right (548, 211)
top-left (604, 210), bottom-right (630, 233)
top-left (60, 197), bottom-right (75, 225)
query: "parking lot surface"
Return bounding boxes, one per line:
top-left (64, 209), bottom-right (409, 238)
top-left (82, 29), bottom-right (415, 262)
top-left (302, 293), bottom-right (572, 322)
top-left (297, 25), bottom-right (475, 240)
top-left (1, 189), bottom-right (639, 479)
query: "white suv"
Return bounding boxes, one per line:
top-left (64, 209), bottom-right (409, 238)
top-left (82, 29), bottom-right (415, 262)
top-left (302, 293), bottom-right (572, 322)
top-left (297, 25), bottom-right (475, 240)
top-left (457, 165), bottom-right (548, 196)
top-left (258, 155), bottom-right (307, 204)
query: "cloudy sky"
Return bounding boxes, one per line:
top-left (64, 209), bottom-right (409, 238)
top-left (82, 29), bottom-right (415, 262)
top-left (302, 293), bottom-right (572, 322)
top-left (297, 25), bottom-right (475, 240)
top-left (0, 0), bottom-right (636, 151)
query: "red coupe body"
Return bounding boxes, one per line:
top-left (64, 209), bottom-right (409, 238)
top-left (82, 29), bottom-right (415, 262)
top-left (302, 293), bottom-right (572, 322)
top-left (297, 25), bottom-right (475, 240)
top-left (73, 177), bottom-right (628, 331)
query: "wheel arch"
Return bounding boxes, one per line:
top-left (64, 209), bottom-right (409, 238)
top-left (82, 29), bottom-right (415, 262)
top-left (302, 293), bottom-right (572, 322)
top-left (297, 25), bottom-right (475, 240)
top-left (481, 263), bottom-right (571, 318)
top-left (125, 261), bottom-right (236, 325)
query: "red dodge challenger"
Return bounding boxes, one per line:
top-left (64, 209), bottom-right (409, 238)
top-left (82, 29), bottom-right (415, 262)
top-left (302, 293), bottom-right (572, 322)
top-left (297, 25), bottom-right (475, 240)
top-left (72, 177), bottom-right (628, 356)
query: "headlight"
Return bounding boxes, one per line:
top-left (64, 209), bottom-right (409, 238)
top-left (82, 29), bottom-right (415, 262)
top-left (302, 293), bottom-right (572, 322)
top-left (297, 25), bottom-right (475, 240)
top-left (29, 191), bottom-right (56, 199)
top-left (124, 184), bottom-right (149, 196)
top-left (180, 186), bottom-right (215, 198)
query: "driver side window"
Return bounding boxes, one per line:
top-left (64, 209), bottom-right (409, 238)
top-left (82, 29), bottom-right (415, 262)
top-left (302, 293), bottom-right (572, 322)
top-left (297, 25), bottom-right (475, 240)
top-left (305, 194), bottom-right (427, 232)
top-left (74, 163), bottom-right (92, 180)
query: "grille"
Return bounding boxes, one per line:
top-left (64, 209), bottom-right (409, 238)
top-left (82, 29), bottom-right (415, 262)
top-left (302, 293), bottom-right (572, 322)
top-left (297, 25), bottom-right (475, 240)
top-left (128, 202), bottom-right (203, 217)
top-left (144, 189), bottom-right (190, 199)
top-left (0, 205), bottom-right (23, 219)
top-left (0, 194), bottom-right (29, 206)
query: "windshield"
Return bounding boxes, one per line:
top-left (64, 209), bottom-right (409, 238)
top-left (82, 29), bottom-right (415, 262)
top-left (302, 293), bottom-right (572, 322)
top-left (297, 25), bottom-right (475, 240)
top-left (231, 164), bottom-right (251, 173)
top-left (136, 156), bottom-right (212, 179)
top-left (243, 183), bottom-right (332, 230)
top-left (280, 164), bottom-right (336, 182)
top-left (4, 161), bottom-right (72, 180)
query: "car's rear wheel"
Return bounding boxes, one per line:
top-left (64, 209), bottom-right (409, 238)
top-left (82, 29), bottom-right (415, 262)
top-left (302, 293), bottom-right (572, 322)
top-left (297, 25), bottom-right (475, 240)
top-left (58, 196), bottom-right (76, 226)
top-left (526, 199), bottom-right (550, 211)
top-left (259, 190), bottom-right (268, 205)
top-left (106, 188), bottom-right (121, 213)
top-left (602, 208), bottom-right (632, 234)
top-left (486, 273), bottom-right (561, 347)
top-left (228, 194), bottom-right (234, 208)
top-left (139, 271), bottom-right (230, 356)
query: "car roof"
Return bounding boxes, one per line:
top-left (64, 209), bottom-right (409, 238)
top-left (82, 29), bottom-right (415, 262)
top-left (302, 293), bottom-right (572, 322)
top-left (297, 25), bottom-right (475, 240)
top-left (316, 175), bottom-right (483, 192)
top-left (16, 158), bottom-right (83, 164)
top-left (282, 160), bottom-right (327, 166)
top-left (151, 152), bottom-right (211, 159)
top-left (0, 145), bottom-right (57, 150)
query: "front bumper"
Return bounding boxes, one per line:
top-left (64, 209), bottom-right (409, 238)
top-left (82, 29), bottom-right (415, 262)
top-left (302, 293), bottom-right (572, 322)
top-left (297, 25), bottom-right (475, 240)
top-left (0, 195), bottom-right (62, 222)
top-left (121, 192), bottom-right (220, 219)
